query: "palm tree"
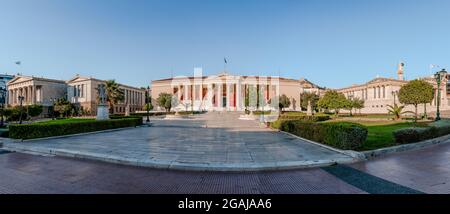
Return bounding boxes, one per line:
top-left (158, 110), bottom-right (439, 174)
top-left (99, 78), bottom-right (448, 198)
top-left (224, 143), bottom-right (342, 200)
top-left (104, 80), bottom-right (125, 114)
top-left (387, 103), bottom-right (413, 120)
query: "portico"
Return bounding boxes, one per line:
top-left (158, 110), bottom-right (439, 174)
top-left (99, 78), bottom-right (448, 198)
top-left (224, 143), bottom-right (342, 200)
top-left (152, 73), bottom-right (291, 112)
top-left (7, 75), bottom-right (66, 107)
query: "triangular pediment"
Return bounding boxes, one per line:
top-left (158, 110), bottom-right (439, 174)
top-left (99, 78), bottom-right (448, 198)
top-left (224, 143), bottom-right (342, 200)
top-left (66, 75), bottom-right (91, 83)
top-left (366, 77), bottom-right (390, 84)
top-left (7, 76), bottom-right (33, 85)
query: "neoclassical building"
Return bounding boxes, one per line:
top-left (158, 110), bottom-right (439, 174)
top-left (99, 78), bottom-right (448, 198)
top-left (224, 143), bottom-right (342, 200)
top-left (151, 72), bottom-right (324, 112)
top-left (66, 75), bottom-right (146, 115)
top-left (338, 63), bottom-right (449, 115)
top-left (7, 75), bottom-right (67, 112)
top-left (6, 74), bottom-right (146, 115)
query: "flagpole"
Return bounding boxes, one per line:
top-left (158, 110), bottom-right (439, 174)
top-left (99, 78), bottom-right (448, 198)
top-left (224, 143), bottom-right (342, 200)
top-left (224, 57), bottom-right (227, 74)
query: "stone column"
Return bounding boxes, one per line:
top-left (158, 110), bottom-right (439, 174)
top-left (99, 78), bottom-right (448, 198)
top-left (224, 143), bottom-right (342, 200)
top-left (14, 89), bottom-right (18, 104)
top-left (226, 84), bottom-right (230, 110)
top-left (218, 84), bottom-right (222, 110)
top-left (236, 82), bottom-right (241, 110)
top-left (207, 84), bottom-right (213, 109)
top-left (8, 90), bottom-right (11, 105)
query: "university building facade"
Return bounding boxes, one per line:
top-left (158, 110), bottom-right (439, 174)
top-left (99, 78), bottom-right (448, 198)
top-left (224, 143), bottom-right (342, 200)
top-left (66, 75), bottom-right (146, 115)
top-left (151, 72), bottom-right (325, 112)
top-left (337, 63), bottom-right (450, 115)
top-left (6, 75), bottom-right (145, 115)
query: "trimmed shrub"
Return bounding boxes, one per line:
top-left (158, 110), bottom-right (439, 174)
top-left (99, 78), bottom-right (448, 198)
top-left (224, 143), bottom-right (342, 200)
top-left (269, 115), bottom-right (330, 129)
top-left (278, 115), bottom-right (330, 122)
top-left (0, 129), bottom-right (8, 138)
top-left (129, 112), bottom-right (175, 117)
top-left (251, 110), bottom-right (273, 115)
top-left (109, 115), bottom-right (142, 120)
top-left (393, 124), bottom-right (450, 144)
top-left (273, 120), bottom-right (367, 150)
top-left (9, 118), bottom-right (143, 139)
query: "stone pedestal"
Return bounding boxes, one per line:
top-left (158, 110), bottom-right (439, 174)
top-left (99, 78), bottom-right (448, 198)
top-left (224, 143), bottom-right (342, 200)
top-left (125, 104), bottom-right (130, 116)
top-left (96, 105), bottom-right (110, 120)
top-left (307, 100), bottom-right (313, 116)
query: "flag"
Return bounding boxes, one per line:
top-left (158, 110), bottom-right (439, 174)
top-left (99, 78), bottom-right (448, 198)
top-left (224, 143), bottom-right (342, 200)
top-left (15, 61), bottom-right (21, 65)
top-left (224, 58), bottom-right (227, 64)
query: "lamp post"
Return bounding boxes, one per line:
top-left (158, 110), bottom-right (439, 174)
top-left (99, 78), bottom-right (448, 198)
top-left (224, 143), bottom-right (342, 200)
top-left (434, 69), bottom-right (447, 121)
top-left (391, 90), bottom-right (398, 105)
top-left (0, 87), bottom-right (6, 127)
top-left (145, 86), bottom-right (150, 123)
top-left (18, 95), bottom-right (24, 124)
top-left (50, 97), bottom-right (56, 120)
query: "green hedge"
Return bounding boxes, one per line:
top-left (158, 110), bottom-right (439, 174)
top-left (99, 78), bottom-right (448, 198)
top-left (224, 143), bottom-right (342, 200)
top-left (278, 115), bottom-right (330, 121)
top-left (128, 112), bottom-right (175, 117)
top-left (393, 124), bottom-right (450, 144)
top-left (269, 116), bottom-right (330, 129)
top-left (273, 120), bottom-right (367, 150)
top-left (9, 118), bottom-right (143, 139)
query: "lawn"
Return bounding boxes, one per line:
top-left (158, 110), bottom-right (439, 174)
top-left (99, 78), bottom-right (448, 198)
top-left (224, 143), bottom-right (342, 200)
top-left (36, 118), bottom-right (95, 124)
top-left (358, 122), bottom-right (429, 151)
top-left (323, 118), bottom-right (431, 151)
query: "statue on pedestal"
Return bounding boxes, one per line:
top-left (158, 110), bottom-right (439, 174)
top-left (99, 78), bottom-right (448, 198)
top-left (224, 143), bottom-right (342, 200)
top-left (307, 100), bottom-right (313, 116)
top-left (125, 103), bottom-right (130, 116)
top-left (96, 84), bottom-right (110, 120)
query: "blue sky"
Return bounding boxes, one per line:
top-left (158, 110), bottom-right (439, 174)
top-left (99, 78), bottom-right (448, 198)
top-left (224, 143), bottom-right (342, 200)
top-left (1, 0), bottom-right (449, 88)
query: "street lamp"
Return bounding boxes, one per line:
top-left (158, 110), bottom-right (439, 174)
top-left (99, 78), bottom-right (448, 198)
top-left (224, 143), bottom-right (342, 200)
top-left (391, 90), bottom-right (398, 105)
top-left (18, 95), bottom-right (24, 124)
top-left (145, 86), bottom-right (150, 123)
top-left (50, 97), bottom-right (57, 120)
top-left (434, 69), bottom-right (447, 121)
top-left (0, 87), bottom-right (6, 127)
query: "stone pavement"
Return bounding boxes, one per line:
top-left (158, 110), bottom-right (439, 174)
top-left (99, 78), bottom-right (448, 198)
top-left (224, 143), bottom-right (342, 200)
top-left (0, 151), bottom-right (365, 194)
top-left (1, 112), bottom-right (354, 171)
top-left (350, 142), bottom-right (450, 194)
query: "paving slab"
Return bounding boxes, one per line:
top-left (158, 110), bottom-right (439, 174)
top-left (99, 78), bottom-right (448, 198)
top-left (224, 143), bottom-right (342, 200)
top-left (2, 112), bottom-right (355, 171)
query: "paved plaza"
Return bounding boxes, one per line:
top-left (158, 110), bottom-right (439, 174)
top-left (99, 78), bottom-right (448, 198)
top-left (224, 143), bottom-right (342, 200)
top-left (2, 141), bottom-right (450, 193)
top-left (2, 112), bottom-right (354, 171)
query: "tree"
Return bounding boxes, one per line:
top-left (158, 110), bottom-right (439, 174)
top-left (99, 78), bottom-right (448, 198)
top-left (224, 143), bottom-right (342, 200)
top-left (345, 97), bottom-right (364, 116)
top-left (278, 94), bottom-right (291, 112)
top-left (245, 85), bottom-right (258, 112)
top-left (398, 79), bottom-right (434, 122)
top-left (317, 90), bottom-right (348, 115)
top-left (104, 80), bottom-right (125, 114)
top-left (387, 103), bottom-right (414, 120)
top-left (352, 97), bottom-right (365, 115)
top-left (258, 86), bottom-right (267, 111)
top-left (157, 93), bottom-right (173, 112)
top-left (27, 104), bottom-right (43, 118)
top-left (144, 103), bottom-right (153, 111)
top-left (300, 92), bottom-right (319, 111)
top-left (54, 97), bottom-right (76, 117)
